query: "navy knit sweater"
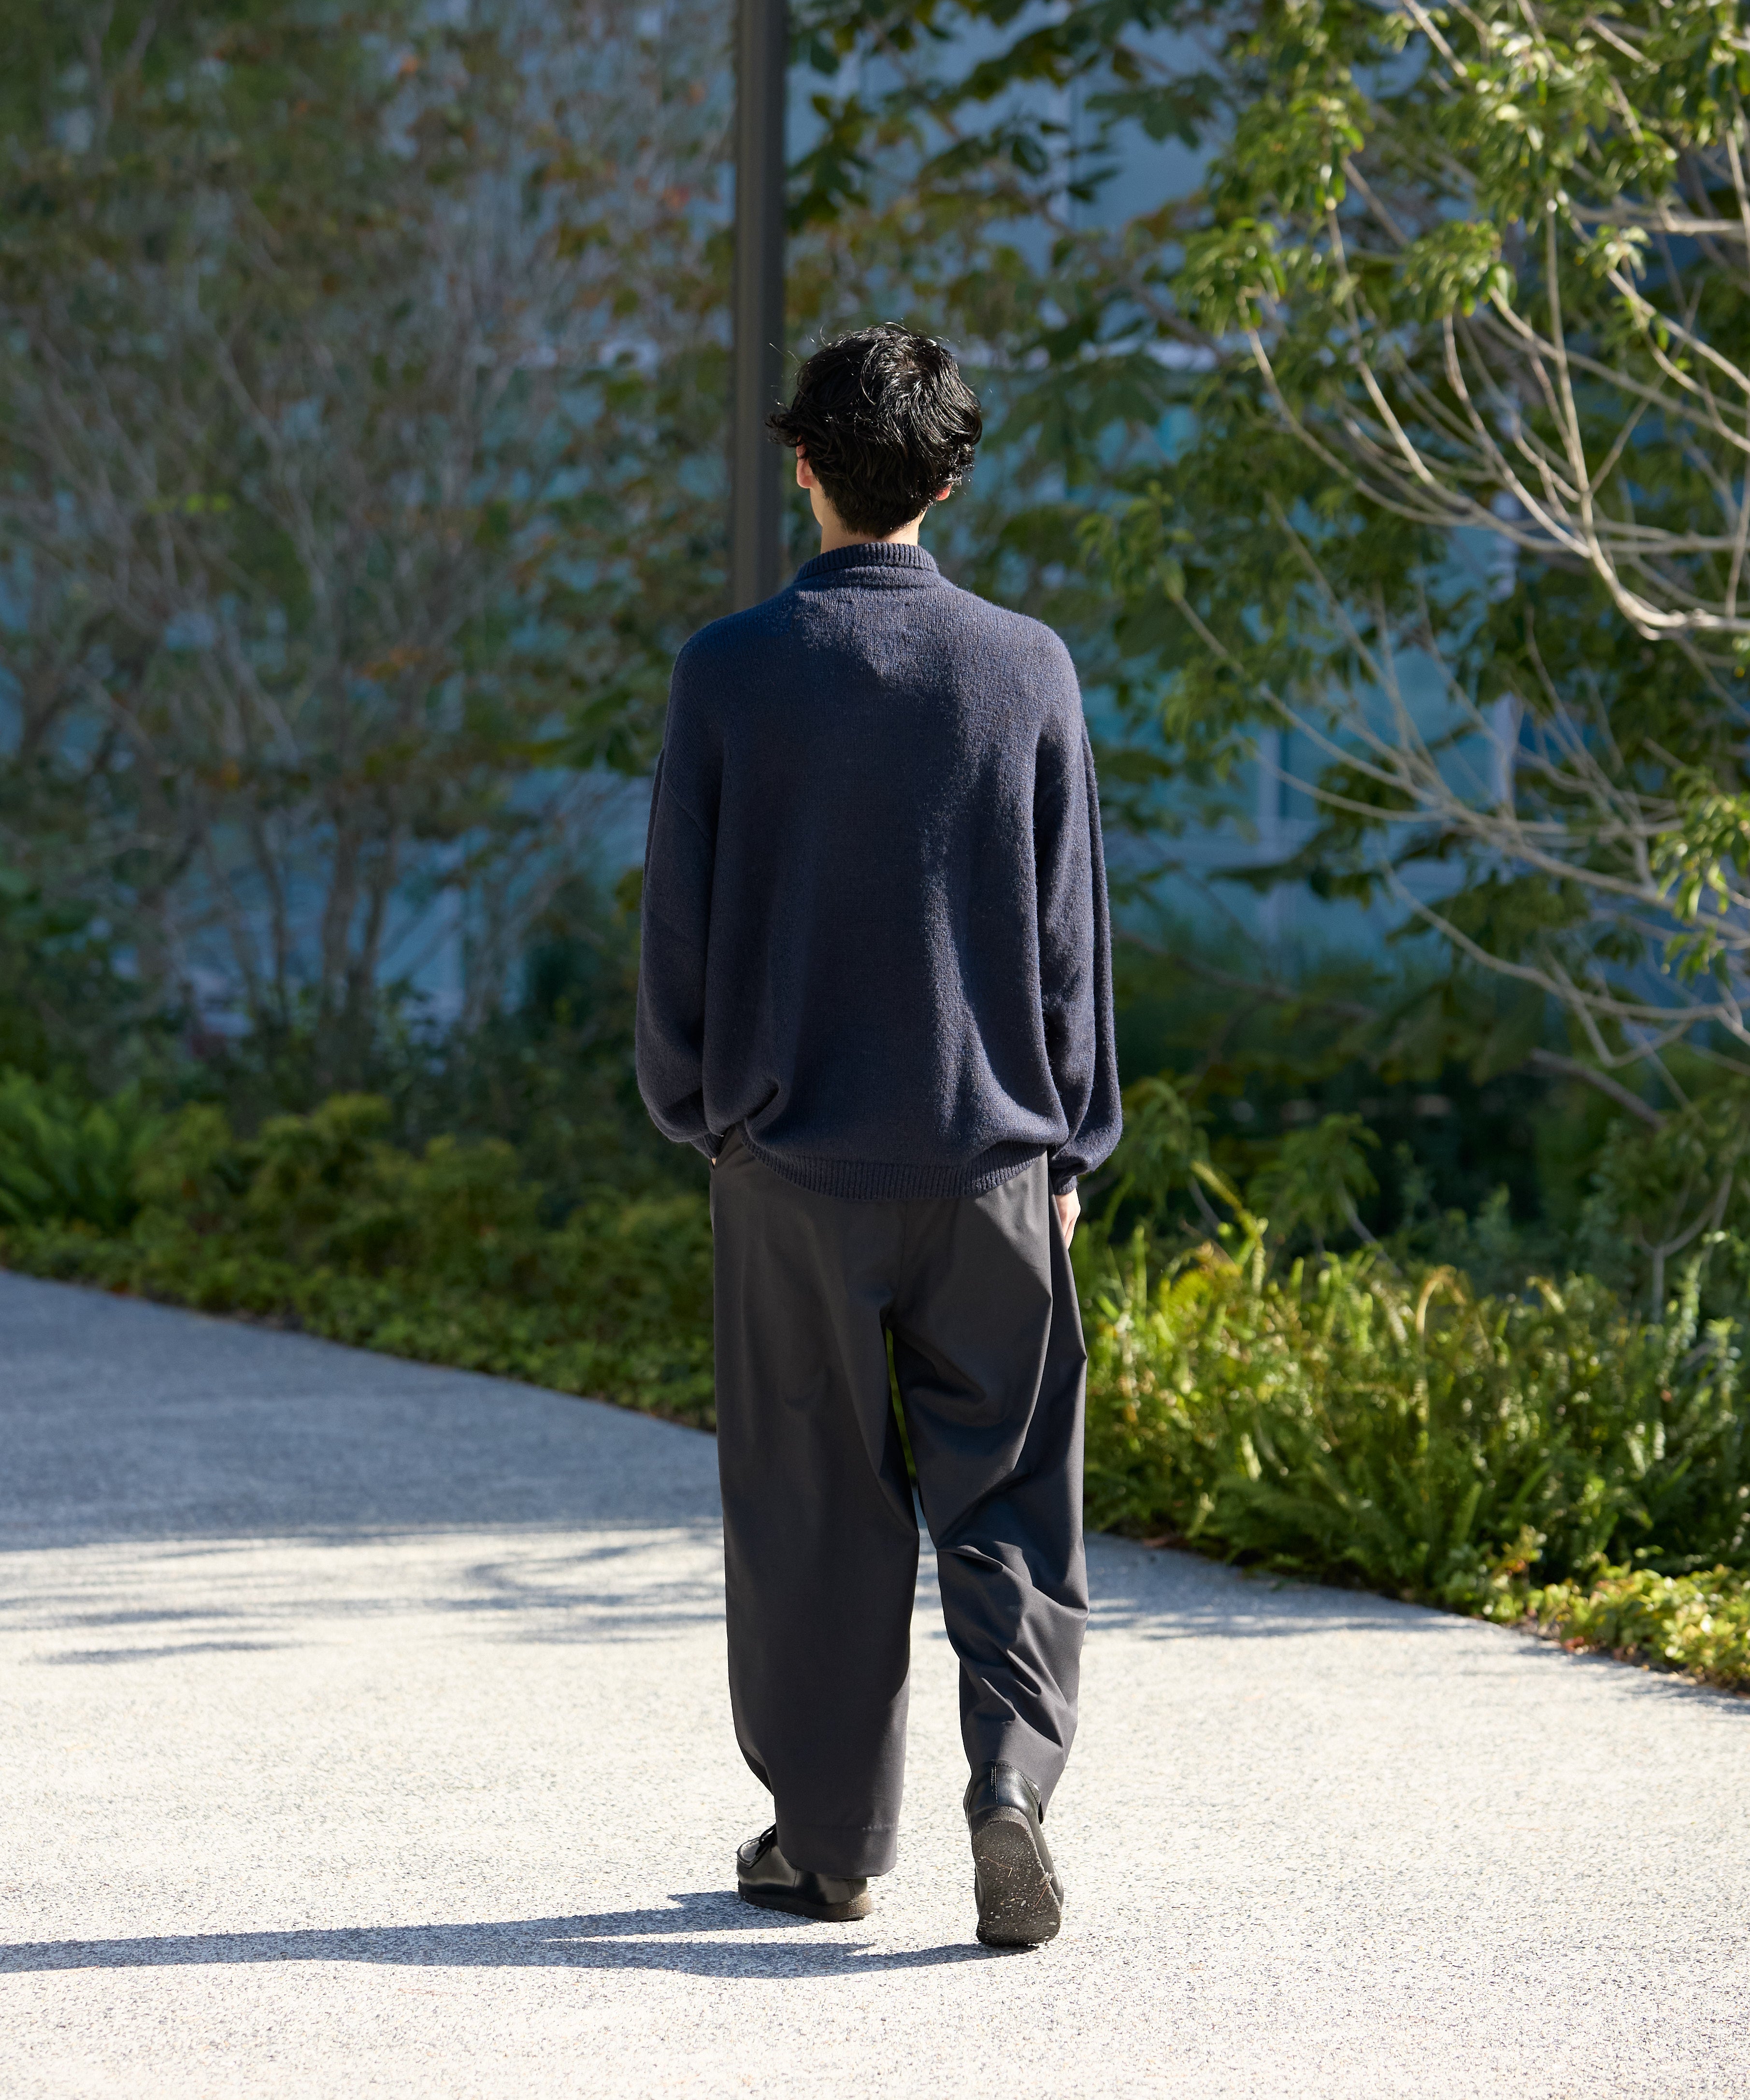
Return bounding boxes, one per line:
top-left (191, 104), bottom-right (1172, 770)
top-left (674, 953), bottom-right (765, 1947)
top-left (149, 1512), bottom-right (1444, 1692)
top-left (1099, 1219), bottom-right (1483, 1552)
top-left (634, 541), bottom-right (1121, 1200)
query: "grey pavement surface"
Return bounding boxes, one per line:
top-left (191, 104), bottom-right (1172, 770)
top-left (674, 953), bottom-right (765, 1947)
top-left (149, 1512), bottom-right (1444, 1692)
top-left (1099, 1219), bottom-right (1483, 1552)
top-left (2, 1270), bottom-right (1748, 2099)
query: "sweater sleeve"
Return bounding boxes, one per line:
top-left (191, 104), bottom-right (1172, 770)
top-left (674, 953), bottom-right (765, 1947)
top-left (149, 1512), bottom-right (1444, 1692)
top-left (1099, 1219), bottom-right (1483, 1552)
top-left (1035, 705), bottom-right (1122, 1196)
top-left (634, 665), bottom-right (723, 1161)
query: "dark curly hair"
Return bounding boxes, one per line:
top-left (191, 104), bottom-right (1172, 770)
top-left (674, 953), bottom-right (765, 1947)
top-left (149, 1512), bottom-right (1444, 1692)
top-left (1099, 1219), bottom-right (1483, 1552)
top-left (768, 324), bottom-right (983, 539)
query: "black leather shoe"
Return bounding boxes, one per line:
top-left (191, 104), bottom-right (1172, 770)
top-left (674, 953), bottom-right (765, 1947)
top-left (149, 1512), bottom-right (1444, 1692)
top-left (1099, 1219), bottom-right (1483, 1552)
top-left (736, 1826), bottom-right (873, 1921)
top-left (964, 1763), bottom-right (1063, 1948)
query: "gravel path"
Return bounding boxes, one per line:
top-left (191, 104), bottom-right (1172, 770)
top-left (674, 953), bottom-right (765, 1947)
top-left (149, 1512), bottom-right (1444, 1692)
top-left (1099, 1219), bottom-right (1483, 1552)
top-left (3, 1269), bottom-right (1748, 2098)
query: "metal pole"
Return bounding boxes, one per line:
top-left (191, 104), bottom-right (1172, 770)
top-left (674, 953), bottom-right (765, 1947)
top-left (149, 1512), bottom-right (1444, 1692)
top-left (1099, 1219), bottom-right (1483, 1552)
top-left (730, 0), bottom-right (787, 611)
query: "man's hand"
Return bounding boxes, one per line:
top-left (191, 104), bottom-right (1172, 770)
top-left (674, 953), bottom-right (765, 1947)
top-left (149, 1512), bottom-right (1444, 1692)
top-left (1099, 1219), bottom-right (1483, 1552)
top-left (1054, 1189), bottom-right (1080, 1244)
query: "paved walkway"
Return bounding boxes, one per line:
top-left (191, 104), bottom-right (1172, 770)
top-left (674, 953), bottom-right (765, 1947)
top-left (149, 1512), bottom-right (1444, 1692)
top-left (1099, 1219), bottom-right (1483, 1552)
top-left (3, 1271), bottom-right (1748, 2098)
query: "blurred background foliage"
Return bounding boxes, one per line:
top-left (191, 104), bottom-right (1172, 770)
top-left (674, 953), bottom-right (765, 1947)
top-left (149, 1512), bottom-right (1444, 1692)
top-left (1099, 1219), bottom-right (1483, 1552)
top-left (0, 0), bottom-right (730, 1088)
top-left (5, 0), bottom-right (1750, 1685)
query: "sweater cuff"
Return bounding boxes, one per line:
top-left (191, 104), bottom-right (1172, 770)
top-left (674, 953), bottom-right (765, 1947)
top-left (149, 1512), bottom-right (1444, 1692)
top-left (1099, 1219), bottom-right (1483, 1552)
top-left (1048, 1169), bottom-right (1079, 1198)
top-left (693, 1131), bottom-right (724, 1163)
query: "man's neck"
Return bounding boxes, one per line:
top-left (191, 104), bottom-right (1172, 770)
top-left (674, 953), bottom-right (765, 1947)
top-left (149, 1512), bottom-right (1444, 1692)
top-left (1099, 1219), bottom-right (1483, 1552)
top-left (817, 517), bottom-right (925, 556)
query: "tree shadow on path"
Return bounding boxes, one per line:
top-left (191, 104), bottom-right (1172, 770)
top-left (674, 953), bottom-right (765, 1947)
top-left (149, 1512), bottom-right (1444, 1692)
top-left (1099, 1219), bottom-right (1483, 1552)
top-left (0, 1892), bottom-right (1008, 1979)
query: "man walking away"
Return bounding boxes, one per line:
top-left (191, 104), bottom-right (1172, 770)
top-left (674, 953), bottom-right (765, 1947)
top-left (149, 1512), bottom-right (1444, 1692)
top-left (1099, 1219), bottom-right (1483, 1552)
top-left (635, 324), bottom-right (1120, 1949)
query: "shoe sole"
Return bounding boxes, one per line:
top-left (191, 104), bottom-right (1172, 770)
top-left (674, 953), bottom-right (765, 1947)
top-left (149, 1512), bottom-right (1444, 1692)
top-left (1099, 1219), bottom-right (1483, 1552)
top-left (971, 1808), bottom-right (1063, 1948)
top-left (738, 1882), bottom-right (873, 1923)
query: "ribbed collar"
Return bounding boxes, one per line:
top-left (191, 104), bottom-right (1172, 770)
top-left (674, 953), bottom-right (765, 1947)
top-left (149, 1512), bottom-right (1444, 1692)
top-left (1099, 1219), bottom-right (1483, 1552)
top-left (794, 542), bottom-right (942, 585)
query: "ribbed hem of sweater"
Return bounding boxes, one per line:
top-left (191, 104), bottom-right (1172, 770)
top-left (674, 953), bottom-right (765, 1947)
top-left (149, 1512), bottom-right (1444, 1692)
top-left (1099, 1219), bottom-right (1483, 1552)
top-left (793, 542), bottom-right (941, 583)
top-left (743, 1129), bottom-right (1043, 1202)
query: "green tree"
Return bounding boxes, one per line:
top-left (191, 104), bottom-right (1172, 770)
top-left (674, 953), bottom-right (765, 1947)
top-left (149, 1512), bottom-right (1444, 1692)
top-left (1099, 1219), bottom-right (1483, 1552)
top-left (1182, 0), bottom-right (1750, 656)
top-left (800, 4), bottom-right (1750, 1108)
top-left (1107, 0), bottom-right (1750, 1094)
top-left (0, 0), bottom-right (731, 1085)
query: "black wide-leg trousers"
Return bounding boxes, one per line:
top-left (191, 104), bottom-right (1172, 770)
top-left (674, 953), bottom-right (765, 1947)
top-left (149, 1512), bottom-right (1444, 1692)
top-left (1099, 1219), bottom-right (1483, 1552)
top-left (709, 1132), bottom-right (1089, 1880)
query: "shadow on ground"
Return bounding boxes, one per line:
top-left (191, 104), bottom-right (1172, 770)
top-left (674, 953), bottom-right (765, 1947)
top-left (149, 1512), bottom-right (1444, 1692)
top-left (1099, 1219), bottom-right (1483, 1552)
top-left (0, 1895), bottom-right (1006, 1978)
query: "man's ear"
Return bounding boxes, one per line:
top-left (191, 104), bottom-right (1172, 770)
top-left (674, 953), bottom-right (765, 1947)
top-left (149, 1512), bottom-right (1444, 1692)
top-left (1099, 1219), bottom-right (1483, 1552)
top-left (795, 449), bottom-right (817, 490)
top-left (932, 486), bottom-right (951, 503)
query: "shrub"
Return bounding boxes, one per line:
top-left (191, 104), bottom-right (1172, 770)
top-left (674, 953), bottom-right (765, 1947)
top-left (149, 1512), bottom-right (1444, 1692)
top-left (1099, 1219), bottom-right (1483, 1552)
top-left (1080, 1225), bottom-right (1750, 1604)
top-left (0, 1069), bottom-right (162, 1234)
top-left (1519, 1566), bottom-right (1750, 1691)
top-left (2, 1093), bottom-right (715, 1425)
